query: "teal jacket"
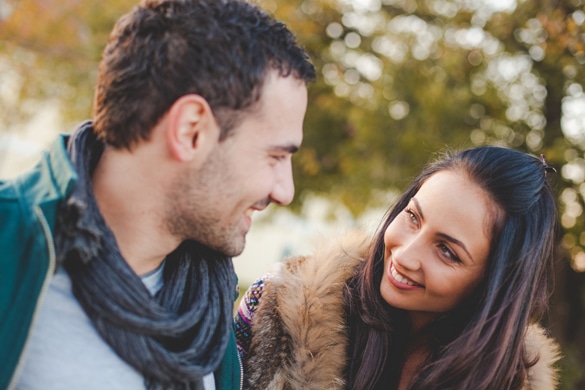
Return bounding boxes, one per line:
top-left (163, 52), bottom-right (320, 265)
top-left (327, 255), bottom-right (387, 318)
top-left (0, 134), bottom-right (241, 389)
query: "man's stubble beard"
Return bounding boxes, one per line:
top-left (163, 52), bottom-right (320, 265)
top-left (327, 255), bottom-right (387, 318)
top-left (163, 150), bottom-right (246, 257)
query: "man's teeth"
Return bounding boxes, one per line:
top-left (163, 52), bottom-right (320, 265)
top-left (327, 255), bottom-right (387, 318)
top-left (391, 264), bottom-right (419, 286)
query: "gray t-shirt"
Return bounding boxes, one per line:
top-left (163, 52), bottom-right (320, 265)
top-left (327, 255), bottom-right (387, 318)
top-left (16, 264), bottom-right (215, 390)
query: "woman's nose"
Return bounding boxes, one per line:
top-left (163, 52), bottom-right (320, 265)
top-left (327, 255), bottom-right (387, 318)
top-left (393, 237), bottom-right (423, 272)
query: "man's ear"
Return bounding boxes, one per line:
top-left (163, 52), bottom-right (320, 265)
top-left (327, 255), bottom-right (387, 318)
top-left (165, 94), bottom-right (220, 163)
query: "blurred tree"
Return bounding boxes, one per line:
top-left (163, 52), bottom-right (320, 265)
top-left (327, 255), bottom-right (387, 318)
top-left (486, 2), bottom-right (585, 386)
top-left (264, 0), bottom-right (585, 386)
top-left (0, 0), bottom-right (136, 128)
top-left (0, 0), bottom-right (583, 385)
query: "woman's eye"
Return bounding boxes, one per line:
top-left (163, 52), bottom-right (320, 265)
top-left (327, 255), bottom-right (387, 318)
top-left (439, 244), bottom-right (461, 263)
top-left (404, 209), bottom-right (418, 225)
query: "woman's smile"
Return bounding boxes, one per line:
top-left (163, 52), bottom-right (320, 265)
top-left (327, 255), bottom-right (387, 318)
top-left (388, 261), bottom-right (424, 288)
top-left (380, 170), bottom-right (493, 324)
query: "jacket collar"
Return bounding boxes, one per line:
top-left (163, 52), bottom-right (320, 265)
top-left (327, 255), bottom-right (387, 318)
top-left (46, 132), bottom-right (79, 199)
top-left (13, 125), bottom-right (83, 214)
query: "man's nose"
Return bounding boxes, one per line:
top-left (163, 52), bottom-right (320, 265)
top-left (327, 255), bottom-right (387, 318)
top-left (270, 160), bottom-right (295, 206)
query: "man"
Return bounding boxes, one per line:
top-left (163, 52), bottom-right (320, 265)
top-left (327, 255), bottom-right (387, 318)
top-left (0, 0), bottom-right (315, 388)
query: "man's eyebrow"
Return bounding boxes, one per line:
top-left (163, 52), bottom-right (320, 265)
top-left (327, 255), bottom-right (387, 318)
top-left (271, 144), bottom-right (299, 154)
top-left (412, 197), bottom-right (475, 263)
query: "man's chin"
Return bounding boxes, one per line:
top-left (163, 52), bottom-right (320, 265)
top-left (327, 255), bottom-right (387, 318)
top-left (228, 240), bottom-right (246, 257)
top-left (211, 237), bottom-right (246, 258)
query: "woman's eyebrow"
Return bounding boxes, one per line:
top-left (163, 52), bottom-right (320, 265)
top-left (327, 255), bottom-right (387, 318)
top-left (412, 197), bottom-right (475, 263)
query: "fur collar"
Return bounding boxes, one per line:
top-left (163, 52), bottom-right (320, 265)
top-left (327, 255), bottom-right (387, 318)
top-left (522, 325), bottom-right (561, 389)
top-left (245, 233), bottom-right (369, 389)
top-left (244, 233), bottom-right (560, 390)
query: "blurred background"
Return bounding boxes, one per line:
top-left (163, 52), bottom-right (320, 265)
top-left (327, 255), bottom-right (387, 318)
top-left (1, 0), bottom-right (584, 386)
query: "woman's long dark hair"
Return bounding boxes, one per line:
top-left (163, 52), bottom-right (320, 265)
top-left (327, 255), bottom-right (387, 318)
top-left (344, 146), bottom-right (558, 389)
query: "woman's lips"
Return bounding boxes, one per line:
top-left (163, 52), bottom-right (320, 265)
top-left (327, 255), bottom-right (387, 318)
top-left (389, 262), bottom-right (423, 288)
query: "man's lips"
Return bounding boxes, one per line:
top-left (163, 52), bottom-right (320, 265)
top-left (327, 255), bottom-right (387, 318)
top-left (243, 209), bottom-right (254, 227)
top-left (242, 198), bottom-right (272, 230)
top-left (252, 198), bottom-right (271, 211)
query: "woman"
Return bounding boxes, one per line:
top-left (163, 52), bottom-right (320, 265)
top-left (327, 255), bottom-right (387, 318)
top-left (235, 146), bottom-right (561, 389)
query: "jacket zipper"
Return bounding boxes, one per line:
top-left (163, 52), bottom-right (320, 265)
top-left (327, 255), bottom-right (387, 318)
top-left (237, 349), bottom-right (243, 390)
top-left (7, 207), bottom-right (57, 390)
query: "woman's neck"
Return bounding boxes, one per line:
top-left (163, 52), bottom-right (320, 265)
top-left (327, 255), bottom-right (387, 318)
top-left (408, 311), bottom-right (439, 334)
top-left (398, 336), bottom-right (431, 390)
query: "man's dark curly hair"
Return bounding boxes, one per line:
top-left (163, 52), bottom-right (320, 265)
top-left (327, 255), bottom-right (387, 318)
top-left (93, 0), bottom-right (316, 149)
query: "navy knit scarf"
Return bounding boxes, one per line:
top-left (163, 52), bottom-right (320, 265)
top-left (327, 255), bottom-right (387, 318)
top-left (54, 122), bottom-right (236, 390)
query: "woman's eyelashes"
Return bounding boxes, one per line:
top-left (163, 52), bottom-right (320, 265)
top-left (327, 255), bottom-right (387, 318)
top-left (438, 243), bottom-right (461, 263)
top-left (403, 207), bottom-right (462, 264)
top-left (404, 208), bottom-right (419, 227)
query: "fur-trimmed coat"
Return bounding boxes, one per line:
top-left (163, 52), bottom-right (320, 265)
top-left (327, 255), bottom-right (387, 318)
top-left (236, 233), bottom-right (561, 390)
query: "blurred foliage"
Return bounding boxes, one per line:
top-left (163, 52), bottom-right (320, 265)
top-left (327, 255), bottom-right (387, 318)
top-left (1, 0), bottom-right (584, 385)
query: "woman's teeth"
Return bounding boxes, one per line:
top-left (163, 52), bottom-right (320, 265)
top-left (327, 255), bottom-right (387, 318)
top-left (391, 264), bottom-right (420, 287)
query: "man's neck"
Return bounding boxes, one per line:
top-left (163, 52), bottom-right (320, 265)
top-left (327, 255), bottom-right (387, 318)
top-left (91, 146), bottom-right (180, 275)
